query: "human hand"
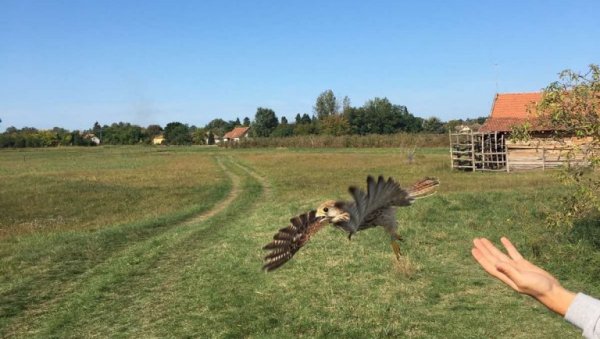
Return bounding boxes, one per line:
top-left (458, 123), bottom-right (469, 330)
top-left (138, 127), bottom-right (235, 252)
top-left (471, 237), bottom-right (575, 316)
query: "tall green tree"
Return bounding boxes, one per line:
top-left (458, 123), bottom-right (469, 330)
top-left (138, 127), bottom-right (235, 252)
top-left (92, 121), bottom-right (102, 134)
top-left (191, 127), bottom-right (206, 145)
top-left (251, 107), bottom-right (279, 137)
top-left (271, 124), bottom-right (295, 137)
top-left (243, 117), bottom-right (251, 126)
top-left (205, 118), bottom-right (229, 137)
top-left (363, 97), bottom-right (398, 134)
top-left (164, 122), bottom-right (191, 145)
top-left (320, 115), bottom-right (351, 136)
top-left (145, 124), bottom-right (163, 138)
top-left (422, 117), bottom-right (445, 133)
top-left (271, 116), bottom-right (293, 137)
top-left (301, 114), bottom-right (312, 124)
top-left (101, 122), bottom-right (144, 144)
top-left (314, 90), bottom-right (339, 119)
top-left (342, 96), bottom-right (352, 115)
top-left (347, 97), bottom-right (422, 134)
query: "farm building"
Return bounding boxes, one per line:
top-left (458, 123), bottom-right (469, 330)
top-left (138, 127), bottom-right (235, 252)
top-left (223, 127), bottom-right (250, 142)
top-left (152, 135), bottom-right (165, 145)
top-left (204, 133), bottom-right (222, 144)
top-left (450, 92), bottom-right (590, 172)
top-left (83, 133), bottom-right (101, 145)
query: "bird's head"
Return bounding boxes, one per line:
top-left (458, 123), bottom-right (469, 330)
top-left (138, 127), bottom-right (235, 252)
top-left (315, 200), bottom-right (346, 223)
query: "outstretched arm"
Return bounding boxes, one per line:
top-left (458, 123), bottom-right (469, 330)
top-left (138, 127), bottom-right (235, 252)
top-left (471, 237), bottom-right (574, 315)
top-left (472, 237), bottom-right (600, 339)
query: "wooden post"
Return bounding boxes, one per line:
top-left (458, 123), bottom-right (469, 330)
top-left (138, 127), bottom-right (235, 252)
top-left (542, 147), bottom-right (546, 170)
top-left (471, 131), bottom-right (476, 171)
top-left (506, 142), bottom-right (510, 173)
top-left (495, 132), bottom-right (499, 168)
top-left (449, 131), bottom-right (454, 170)
top-left (481, 134), bottom-right (485, 170)
top-left (501, 133), bottom-right (506, 170)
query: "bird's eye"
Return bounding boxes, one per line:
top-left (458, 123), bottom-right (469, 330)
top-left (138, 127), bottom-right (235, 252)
top-left (323, 207), bottom-right (329, 212)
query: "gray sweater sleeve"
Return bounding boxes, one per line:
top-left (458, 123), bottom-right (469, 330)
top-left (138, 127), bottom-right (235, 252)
top-left (565, 293), bottom-right (600, 339)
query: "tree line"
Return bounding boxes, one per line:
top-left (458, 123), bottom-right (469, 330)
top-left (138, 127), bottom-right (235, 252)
top-left (0, 91), bottom-right (485, 148)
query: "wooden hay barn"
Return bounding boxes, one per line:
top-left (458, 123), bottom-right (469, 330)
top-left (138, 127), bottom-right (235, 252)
top-left (450, 92), bottom-right (590, 172)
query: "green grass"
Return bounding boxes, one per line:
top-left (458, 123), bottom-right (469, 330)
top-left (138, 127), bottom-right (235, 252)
top-left (1, 146), bottom-right (598, 337)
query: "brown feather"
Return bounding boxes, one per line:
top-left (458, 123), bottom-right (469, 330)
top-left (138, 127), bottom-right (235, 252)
top-left (262, 210), bottom-right (326, 272)
top-left (407, 177), bottom-right (440, 199)
top-left (263, 176), bottom-right (440, 271)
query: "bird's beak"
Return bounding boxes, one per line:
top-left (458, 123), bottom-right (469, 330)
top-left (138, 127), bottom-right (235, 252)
top-left (315, 215), bottom-right (328, 224)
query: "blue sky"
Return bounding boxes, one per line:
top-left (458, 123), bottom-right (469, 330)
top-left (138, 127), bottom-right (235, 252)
top-left (1, 0), bottom-right (599, 130)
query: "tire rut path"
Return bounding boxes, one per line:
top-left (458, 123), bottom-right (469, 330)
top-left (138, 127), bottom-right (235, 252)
top-left (180, 156), bottom-right (242, 226)
top-left (4, 155), bottom-right (266, 337)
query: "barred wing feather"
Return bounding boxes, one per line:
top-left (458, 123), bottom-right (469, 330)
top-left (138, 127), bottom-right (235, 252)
top-left (262, 210), bottom-right (326, 272)
top-left (407, 177), bottom-right (440, 199)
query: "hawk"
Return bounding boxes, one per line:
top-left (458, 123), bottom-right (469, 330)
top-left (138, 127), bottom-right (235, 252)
top-left (262, 175), bottom-right (439, 272)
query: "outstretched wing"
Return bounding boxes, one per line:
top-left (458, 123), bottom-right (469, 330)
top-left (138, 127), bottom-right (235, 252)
top-left (262, 210), bottom-right (326, 272)
top-left (407, 177), bottom-right (440, 199)
top-left (346, 175), bottom-right (413, 230)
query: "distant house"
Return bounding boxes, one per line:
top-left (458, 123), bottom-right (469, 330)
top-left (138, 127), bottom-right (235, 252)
top-left (454, 125), bottom-right (472, 133)
top-left (222, 127), bottom-right (250, 142)
top-left (451, 92), bottom-right (591, 171)
top-left (204, 133), bottom-right (222, 145)
top-left (83, 133), bottom-right (101, 145)
top-left (153, 135), bottom-right (165, 145)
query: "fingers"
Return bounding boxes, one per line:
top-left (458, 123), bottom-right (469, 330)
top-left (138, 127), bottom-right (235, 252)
top-left (472, 238), bottom-right (512, 270)
top-left (495, 262), bottom-right (522, 291)
top-left (471, 246), bottom-right (520, 291)
top-left (471, 247), bottom-right (498, 275)
top-left (472, 238), bottom-right (501, 270)
top-left (500, 237), bottom-right (524, 261)
top-left (478, 238), bottom-right (512, 263)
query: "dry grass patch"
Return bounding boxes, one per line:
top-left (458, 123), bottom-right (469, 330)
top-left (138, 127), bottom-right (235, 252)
top-left (0, 147), bottom-right (225, 237)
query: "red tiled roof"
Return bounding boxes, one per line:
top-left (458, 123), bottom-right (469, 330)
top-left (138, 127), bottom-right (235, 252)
top-left (223, 127), bottom-right (250, 139)
top-left (489, 92), bottom-right (542, 118)
top-left (479, 118), bottom-right (529, 132)
top-left (480, 92), bottom-right (543, 132)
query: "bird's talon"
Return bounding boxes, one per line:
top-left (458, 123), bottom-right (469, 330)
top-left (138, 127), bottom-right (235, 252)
top-left (391, 241), bottom-right (402, 261)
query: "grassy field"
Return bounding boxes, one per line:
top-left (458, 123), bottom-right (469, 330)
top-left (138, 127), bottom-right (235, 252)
top-left (1, 146), bottom-right (598, 338)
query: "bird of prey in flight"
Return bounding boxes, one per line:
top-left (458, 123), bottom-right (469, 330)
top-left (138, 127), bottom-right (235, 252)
top-left (262, 175), bottom-right (439, 271)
